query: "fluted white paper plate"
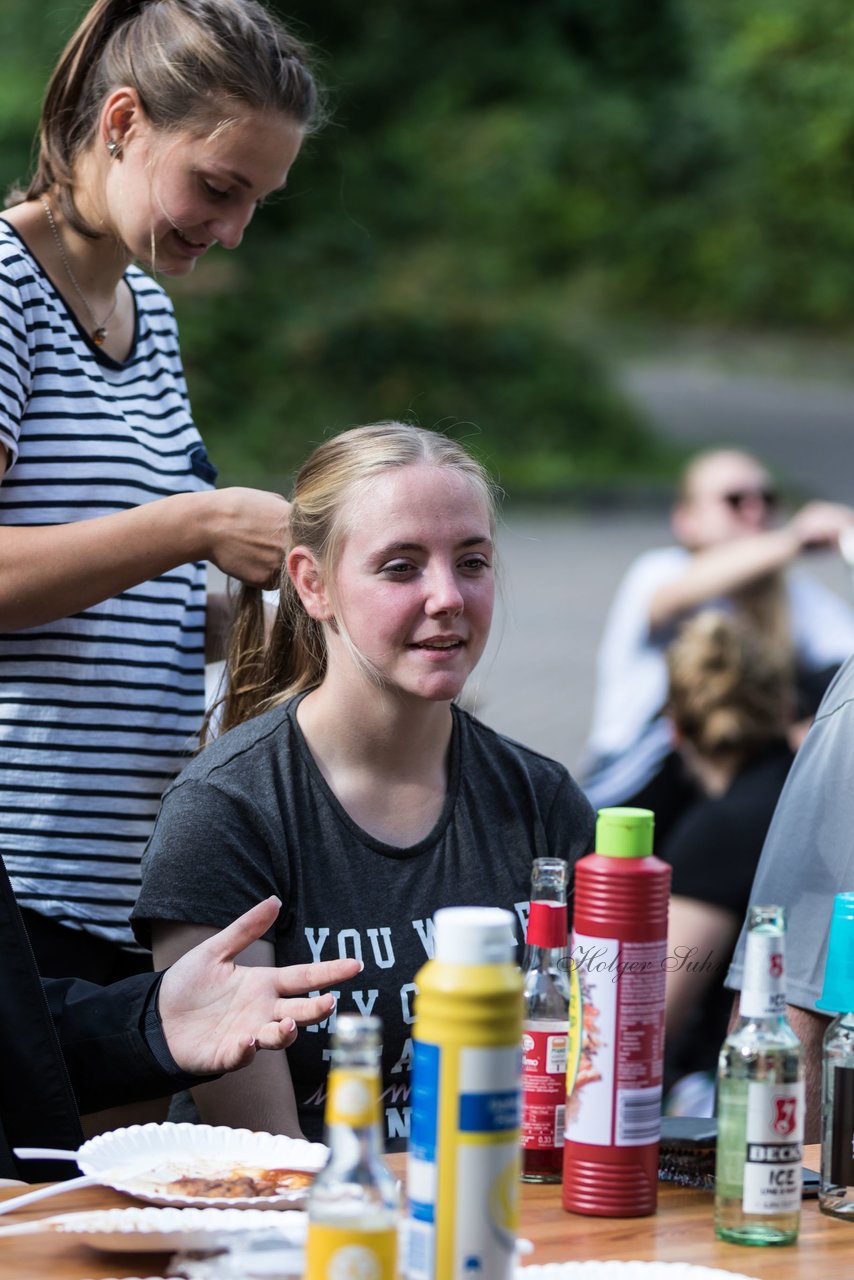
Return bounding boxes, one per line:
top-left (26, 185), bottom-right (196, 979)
top-left (516, 1264), bottom-right (759, 1279)
top-left (76, 1123), bottom-right (327, 1208)
top-left (79, 1262), bottom-right (759, 1280)
top-left (35, 1204), bottom-right (307, 1251)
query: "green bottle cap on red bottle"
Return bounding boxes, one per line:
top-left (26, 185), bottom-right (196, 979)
top-left (595, 806), bottom-right (655, 859)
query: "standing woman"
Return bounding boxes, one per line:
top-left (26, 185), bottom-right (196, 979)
top-left (0, 0), bottom-right (316, 983)
top-left (132, 422), bottom-right (596, 1149)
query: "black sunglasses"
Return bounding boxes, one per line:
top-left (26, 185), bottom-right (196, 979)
top-left (721, 487), bottom-right (778, 512)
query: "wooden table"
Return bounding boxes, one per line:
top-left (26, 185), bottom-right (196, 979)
top-left (0, 1149), bottom-right (849, 1279)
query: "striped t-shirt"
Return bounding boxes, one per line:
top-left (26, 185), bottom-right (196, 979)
top-left (0, 220), bottom-right (215, 949)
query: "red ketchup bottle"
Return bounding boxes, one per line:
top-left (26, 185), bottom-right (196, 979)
top-left (521, 856), bottom-right (571, 1182)
top-left (562, 807), bottom-right (670, 1217)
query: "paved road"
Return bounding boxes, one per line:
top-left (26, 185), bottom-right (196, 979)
top-left (620, 360), bottom-right (854, 504)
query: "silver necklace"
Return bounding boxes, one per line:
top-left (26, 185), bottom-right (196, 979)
top-left (39, 195), bottom-right (118, 346)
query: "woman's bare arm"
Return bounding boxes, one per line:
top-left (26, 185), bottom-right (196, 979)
top-left (0, 443), bottom-right (289, 631)
top-left (649, 502), bottom-right (854, 632)
top-left (665, 895), bottom-right (740, 1038)
top-left (785, 1003), bottom-right (829, 1144)
top-left (649, 529), bottom-right (801, 632)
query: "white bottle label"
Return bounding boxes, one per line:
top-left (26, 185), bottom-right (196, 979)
top-left (742, 1080), bottom-right (804, 1214)
top-left (564, 931), bottom-right (665, 1147)
top-left (740, 931), bottom-right (787, 1018)
top-left (408, 1040), bottom-right (519, 1280)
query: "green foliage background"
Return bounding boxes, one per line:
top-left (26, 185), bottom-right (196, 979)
top-left (3, 1), bottom-right (853, 493)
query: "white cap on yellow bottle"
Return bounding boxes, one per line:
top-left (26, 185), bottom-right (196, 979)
top-left (433, 906), bottom-right (517, 965)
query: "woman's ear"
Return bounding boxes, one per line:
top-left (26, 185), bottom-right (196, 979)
top-left (287, 547), bottom-right (333, 621)
top-left (100, 86), bottom-right (146, 153)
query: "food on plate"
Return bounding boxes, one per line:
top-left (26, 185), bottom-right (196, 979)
top-left (164, 1167), bottom-right (315, 1199)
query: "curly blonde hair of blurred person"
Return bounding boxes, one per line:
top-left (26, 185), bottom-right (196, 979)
top-left (665, 610), bottom-right (792, 763)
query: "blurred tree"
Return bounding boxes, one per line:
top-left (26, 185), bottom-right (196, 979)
top-left (680, 0), bottom-right (854, 325)
top-left (14, 1), bottom-right (854, 492)
top-left (176, 0), bottom-right (689, 491)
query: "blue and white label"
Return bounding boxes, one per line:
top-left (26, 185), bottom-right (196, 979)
top-left (458, 1043), bottom-right (521, 1140)
top-left (407, 1040), bottom-right (520, 1280)
top-left (459, 1089), bottom-right (519, 1132)
top-left (409, 1040), bottom-right (440, 1225)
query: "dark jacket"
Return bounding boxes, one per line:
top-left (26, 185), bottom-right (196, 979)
top-left (0, 858), bottom-right (196, 1183)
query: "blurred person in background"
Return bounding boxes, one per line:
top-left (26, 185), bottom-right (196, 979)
top-left (579, 447), bottom-right (854, 843)
top-left (724, 649), bottom-right (854, 1142)
top-left (659, 610), bottom-right (795, 1117)
top-left (0, 0), bottom-right (317, 1007)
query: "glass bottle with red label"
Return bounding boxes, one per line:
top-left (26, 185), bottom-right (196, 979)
top-left (521, 856), bottom-right (571, 1182)
top-left (714, 905), bottom-right (804, 1246)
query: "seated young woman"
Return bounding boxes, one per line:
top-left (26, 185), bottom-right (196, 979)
top-left (132, 422), bottom-right (595, 1148)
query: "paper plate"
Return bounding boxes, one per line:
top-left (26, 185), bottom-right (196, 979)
top-left (76, 1122), bottom-right (327, 1208)
top-left (517, 1264), bottom-right (759, 1280)
top-left (37, 1204), bottom-right (307, 1252)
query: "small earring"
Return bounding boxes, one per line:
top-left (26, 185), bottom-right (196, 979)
top-left (106, 139), bottom-right (121, 158)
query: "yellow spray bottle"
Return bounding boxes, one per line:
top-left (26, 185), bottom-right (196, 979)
top-left (406, 906), bottom-right (524, 1280)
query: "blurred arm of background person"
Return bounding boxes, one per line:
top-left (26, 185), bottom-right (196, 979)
top-left (666, 895), bottom-right (740, 1033)
top-left (650, 450), bottom-right (854, 632)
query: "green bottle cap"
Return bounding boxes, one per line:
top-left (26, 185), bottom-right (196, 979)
top-left (595, 807), bottom-right (655, 859)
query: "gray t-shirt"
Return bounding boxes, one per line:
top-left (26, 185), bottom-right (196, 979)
top-left (132, 696), bottom-right (595, 1147)
top-left (726, 655), bottom-right (854, 1011)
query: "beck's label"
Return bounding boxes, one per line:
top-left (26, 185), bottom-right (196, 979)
top-left (741, 1080), bottom-right (805, 1213)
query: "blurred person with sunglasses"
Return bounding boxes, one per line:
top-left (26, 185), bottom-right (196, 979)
top-left (580, 447), bottom-right (854, 842)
